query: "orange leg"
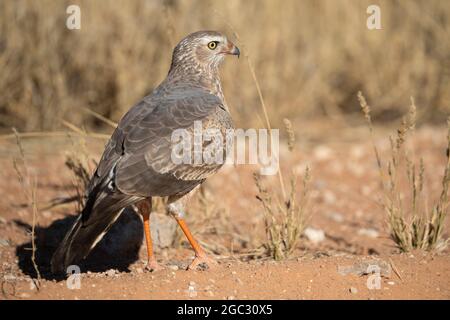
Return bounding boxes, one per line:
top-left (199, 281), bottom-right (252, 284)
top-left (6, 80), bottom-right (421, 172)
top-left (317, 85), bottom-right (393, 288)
top-left (137, 199), bottom-right (162, 271)
top-left (175, 217), bottom-right (217, 270)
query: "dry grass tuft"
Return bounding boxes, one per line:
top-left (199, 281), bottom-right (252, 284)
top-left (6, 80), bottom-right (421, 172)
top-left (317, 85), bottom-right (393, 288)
top-left (359, 92), bottom-right (450, 251)
top-left (254, 168), bottom-right (310, 260)
top-left (254, 119), bottom-right (311, 260)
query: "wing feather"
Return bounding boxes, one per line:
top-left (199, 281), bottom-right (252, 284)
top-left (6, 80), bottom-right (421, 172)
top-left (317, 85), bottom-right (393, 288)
top-left (91, 89), bottom-right (233, 198)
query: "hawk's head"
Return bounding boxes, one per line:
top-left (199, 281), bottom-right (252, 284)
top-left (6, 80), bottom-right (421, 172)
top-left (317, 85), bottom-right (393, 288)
top-left (170, 31), bottom-right (240, 73)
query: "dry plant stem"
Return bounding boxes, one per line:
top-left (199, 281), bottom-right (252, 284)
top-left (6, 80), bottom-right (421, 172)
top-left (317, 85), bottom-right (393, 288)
top-left (12, 128), bottom-right (41, 287)
top-left (357, 91), bottom-right (384, 183)
top-left (245, 54), bottom-right (287, 201)
top-left (30, 178), bottom-right (41, 286)
top-left (0, 131), bottom-right (110, 141)
top-left (217, 17), bottom-right (287, 201)
top-left (80, 106), bottom-right (118, 128)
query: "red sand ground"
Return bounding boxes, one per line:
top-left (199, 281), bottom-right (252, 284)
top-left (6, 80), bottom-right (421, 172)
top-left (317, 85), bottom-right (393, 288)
top-left (1, 124), bottom-right (449, 299)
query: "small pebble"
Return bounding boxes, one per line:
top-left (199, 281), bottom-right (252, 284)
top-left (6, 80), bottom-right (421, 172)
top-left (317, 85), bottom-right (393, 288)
top-left (314, 145), bottom-right (332, 161)
top-left (304, 227), bottom-right (325, 244)
top-left (358, 228), bottom-right (379, 238)
top-left (0, 239), bottom-right (10, 247)
top-left (327, 212), bottom-right (344, 223)
top-left (168, 265), bottom-right (179, 271)
top-left (105, 269), bottom-right (116, 277)
top-left (350, 287), bottom-right (358, 294)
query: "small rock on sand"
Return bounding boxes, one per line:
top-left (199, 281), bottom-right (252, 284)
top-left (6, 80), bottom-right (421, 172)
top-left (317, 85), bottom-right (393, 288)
top-left (350, 287), bottom-right (358, 294)
top-left (0, 239), bottom-right (10, 247)
top-left (105, 269), bottom-right (116, 277)
top-left (304, 227), bottom-right (325, 244)
top-left (168, 265), bottom-right (179, 271)
top-left (326, 212), bottom-right (344, 223)
top-left (358, 228), bottom-right (379, 238)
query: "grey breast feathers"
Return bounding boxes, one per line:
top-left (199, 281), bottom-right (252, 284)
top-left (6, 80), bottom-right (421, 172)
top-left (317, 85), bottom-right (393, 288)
top-left (91, 89), bottom-right (234, 198)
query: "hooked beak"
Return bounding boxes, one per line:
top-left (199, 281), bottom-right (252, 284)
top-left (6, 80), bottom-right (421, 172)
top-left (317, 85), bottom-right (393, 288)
top-left (225, 41), bottom-right (240, 58)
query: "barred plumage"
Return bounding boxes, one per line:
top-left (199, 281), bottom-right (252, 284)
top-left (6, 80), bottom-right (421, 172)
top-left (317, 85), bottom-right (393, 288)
top-left (51, 31), bottom-right (240, 273)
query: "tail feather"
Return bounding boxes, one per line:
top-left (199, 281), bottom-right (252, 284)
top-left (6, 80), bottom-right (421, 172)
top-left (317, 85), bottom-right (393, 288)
top-left (51, 181), bottom-right (140, 274)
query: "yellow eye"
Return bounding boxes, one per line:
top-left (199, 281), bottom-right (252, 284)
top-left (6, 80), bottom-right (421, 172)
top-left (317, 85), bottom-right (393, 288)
top-left (207, 41), bottom-right (218, 50)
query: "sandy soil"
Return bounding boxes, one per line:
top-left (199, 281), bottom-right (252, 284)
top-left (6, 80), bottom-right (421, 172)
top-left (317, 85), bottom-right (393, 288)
top-left (0, 123), bottom-right (449, 300)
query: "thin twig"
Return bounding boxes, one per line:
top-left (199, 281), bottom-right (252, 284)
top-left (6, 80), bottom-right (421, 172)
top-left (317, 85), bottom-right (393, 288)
top-left (80, 106), bottom-right (117, 128)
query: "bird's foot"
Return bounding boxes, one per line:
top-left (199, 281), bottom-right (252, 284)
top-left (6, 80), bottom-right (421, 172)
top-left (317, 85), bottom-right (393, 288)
top-left (187, 254), bottom-right (217, 271)
top-left (145, 258), bottom-right (164, 272)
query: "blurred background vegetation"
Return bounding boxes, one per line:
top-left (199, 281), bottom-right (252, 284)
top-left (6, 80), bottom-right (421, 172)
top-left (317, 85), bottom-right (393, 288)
top-left (0, 0), bottom-right (449, 133)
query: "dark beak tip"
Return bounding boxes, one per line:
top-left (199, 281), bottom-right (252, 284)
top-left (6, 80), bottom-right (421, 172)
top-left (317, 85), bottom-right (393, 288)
top-left (234, 46), bottom-right (240, 58)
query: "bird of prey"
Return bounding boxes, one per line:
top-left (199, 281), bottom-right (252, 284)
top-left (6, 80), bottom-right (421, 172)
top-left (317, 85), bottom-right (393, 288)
top-left (51, 31), bottom-right (240, 273)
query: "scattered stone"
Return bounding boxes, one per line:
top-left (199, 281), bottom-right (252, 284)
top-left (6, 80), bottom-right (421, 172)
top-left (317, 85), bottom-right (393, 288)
top-left (387, 281), bottom-right (395, 286)
top-left (304, 227), bottom-right (325, 244)
top-left (227, 296), bottom-right (236, 300)
top-left (326, 212), bottom-right (344, 223)
top-left (168, 265), bottom-right (179, 271)
top-left (150, 213), bottom-right (178, 248)
top-left (3, 274), bottom-right (16, 281)
top-left (105, 269), bottom-right (116, 277)
top-left (0, 239), bottom-right (10, 247)
top-left (19, 293), bottom-right (31, 298)
top-left (0, 216), bottom-right (6, 224)
top-left (313, 145), bottom-right (332, 161)
top-left (357, 228), bottom-right (379, 238)
top-left (350, 287), bottom-right (358, 294)
top-left (187, 282), bottom-right (197, 298)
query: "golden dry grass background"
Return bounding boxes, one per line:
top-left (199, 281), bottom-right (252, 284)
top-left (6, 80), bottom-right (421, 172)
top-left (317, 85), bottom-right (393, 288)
top-left (0, 0), bottom-right (449, 132)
